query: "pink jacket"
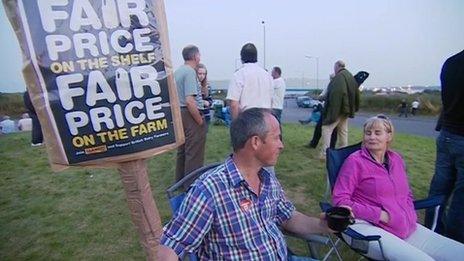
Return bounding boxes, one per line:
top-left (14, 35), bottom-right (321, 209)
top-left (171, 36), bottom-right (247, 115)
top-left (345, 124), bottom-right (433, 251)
top-left (332, 147), bottom-right (417, 239)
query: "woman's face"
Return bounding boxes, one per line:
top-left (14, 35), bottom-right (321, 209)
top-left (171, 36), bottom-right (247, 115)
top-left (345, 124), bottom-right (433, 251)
top-left (197, 68), bottom-right (206, 82)
top-left (363, 123), bottom-right (392, 153)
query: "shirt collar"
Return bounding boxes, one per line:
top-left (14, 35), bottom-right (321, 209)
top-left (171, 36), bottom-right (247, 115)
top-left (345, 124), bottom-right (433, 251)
top-left (361, 146), bottom-right (391, 166)
top-left (225, 155), bottom-right (271, 188)
top-left (243, 62), bottom-right (259, 67)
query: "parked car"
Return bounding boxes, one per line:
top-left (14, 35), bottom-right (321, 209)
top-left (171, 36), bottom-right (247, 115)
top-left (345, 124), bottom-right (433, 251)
top-left (296, 96), bottom-right (321, 109)
top-left (212, 99), bottom-right (224, 107)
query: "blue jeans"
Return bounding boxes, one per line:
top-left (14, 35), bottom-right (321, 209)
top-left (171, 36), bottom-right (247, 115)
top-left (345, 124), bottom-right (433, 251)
top-left (425, 130), bottom-right (464, 243)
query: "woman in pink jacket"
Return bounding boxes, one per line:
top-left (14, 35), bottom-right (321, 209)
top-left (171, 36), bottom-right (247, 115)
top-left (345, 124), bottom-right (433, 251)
top-left (332, 115), bottom-right (464, 260)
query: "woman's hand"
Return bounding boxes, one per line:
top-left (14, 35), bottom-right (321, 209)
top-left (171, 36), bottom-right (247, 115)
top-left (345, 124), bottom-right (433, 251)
top-left (380, 210), bottom-right (390, 224)
top-left (339, 205), bottom-right (355, 219)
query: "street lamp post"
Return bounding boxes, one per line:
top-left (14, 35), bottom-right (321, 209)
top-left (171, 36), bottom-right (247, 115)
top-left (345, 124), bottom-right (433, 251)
top-left (262, 20), bottom-right (266, 70)
top-left (305, 55), bottom-right (319, 89)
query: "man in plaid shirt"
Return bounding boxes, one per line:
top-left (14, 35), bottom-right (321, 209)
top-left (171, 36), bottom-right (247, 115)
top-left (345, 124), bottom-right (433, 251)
top-left (158, 108), bottom-right (331, 260)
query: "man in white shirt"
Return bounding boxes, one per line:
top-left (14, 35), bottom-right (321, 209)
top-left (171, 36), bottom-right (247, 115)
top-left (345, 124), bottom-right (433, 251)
top-left (227, 43), bottom-right (274, 119)
top-left (271, 66), bottom-right (286, 123)
top-left (411, 100), bottom-right (420, 116)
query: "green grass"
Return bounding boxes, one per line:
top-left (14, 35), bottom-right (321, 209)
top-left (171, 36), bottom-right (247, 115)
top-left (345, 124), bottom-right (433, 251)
top-left (0, 124), bottom-right (436, 260)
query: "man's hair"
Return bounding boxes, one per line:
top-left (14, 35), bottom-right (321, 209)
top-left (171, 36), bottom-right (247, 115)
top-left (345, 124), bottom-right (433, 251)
top-left (273, 66), bottom-right (282, 76)
top-left (230, 108), bottom-right (271, 151)
top-left (335, 60), bottom-right (345, 69)
top-left (240, 43), bottom-right (258, 63)
top-left (182, 45), bottom-right (199, 61)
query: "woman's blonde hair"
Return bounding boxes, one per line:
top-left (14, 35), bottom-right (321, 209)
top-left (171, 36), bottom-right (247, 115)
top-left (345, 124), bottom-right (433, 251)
top-left (363, 114), bottom-right (395, 147)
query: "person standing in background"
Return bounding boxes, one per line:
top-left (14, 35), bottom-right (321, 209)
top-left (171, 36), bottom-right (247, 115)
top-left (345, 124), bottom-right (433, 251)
top-left (174, 45), bottom-right (207, 182)
top-left (271, 66), bottom-right (286, 124)
top-left (23, 91), bottom-right (43, 146)
top-left (196, 63), bottom-right (213, 129)
top-left (319, 60), bottom-right (359, 160)
top-left (425, 49), bottom-right (464, 243)
top-left (398, 99), bottom-right (408, 117)
top-left (0, 116), bottom-right (15, 134)
top-left (227, 43), bottom-right (274, 120)
top-left (411, 99), bottom-right (420, 116)
top-left (17, 113), bottom-right (32, 131)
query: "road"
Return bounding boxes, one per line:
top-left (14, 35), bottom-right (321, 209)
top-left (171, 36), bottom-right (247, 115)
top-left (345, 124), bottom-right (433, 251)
top-left (281, 98), bottom-right (439, 138)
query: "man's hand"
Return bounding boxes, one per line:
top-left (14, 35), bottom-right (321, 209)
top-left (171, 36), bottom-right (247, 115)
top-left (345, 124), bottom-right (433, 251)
top-left (186, 96), bottom-right (204, 125)
top-left (229, 100), bottom-right (240, 120)
top-left (156, 245), bottom-right (178, 261)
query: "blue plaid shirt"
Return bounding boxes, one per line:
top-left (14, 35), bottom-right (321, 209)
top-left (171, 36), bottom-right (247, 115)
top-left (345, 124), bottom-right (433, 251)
top-left (161, 156), bottom-right (296, 260)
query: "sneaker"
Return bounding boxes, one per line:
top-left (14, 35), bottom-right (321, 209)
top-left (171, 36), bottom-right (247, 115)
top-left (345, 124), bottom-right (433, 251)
top-left (31, 143), bottom-right (43, 147)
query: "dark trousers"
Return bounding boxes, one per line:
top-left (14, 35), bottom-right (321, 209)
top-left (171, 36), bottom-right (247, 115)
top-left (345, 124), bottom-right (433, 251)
top-left (425, 130), bottom-right (464, 243)
top-left (175, 109), bottom-right (207, 183)
top-left (31, 113), bottom-right (43, 144)
top-left (309, 116), bottom-right (337, 148)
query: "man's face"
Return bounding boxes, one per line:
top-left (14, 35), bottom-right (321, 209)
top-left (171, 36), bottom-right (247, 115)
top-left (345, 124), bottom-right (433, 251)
top-left (194, 52), bottom-right (201, 65)
top-left (333, 63), bottom-right (339, 74)
top-left (271, 69), bottom-right (278, 79)
top-left (255, 114), bottom-right (284, 167)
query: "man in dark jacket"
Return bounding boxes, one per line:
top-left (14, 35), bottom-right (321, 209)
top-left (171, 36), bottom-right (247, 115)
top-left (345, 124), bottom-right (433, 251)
top-left (425, 50), bottom-right (464, 243)
top-left (319, 60), bottom-right (359, 159)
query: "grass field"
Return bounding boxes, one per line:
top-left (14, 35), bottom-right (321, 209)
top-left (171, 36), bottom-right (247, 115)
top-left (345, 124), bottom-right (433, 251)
top-left (0, 123), bottom-right (436, 260)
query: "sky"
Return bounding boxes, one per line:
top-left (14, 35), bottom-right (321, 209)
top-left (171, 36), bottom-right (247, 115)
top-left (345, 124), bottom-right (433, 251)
top-left (0, 0), bottom-right (463, 93)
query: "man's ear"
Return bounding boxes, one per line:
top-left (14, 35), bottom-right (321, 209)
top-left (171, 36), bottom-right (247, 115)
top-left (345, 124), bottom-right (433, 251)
top-left (250, 136), bottom-right (261, 150)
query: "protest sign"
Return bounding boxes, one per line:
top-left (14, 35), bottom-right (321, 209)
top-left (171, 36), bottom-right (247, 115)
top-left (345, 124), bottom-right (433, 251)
top-left (4, 0), bottom-right (182, 259)
top-left (4, 0), bottom-right (183, 170)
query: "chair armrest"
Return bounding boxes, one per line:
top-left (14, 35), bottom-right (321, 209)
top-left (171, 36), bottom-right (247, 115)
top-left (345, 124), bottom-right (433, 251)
top-left (283, 229), bottom-right (331, 245)
top-left (343, 227), bottom-right (381, 241)
top-left (414, 195), bottom-right (445, 210)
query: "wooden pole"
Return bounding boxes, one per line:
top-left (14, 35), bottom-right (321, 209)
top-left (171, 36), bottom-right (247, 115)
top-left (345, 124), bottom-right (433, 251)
top-left (118, 159), bottom-right (162, 261)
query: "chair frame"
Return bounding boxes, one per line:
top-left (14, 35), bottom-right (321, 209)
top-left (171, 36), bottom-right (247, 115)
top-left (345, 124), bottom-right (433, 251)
top-left (321, 142), bottom-right (445, 260)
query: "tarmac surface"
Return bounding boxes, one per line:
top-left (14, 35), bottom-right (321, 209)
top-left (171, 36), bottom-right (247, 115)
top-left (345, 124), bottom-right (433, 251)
top-left (281, 98), bottom-right (439, 138)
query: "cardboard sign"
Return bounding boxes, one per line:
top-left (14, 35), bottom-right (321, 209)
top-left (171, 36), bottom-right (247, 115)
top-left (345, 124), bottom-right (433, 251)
top-left (4, 0), bottom-right (183, 170)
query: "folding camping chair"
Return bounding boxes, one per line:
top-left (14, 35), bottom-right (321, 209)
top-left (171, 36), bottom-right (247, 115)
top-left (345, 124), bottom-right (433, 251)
top-left (320, 142), bottom-right (445, 260)
top-left (165, 163), bottom-right (336, 260)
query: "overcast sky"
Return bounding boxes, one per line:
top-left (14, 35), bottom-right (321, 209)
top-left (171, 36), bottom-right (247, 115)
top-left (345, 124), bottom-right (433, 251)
top-left (1, 0), bottom-right (463, 93)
